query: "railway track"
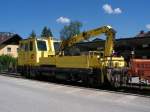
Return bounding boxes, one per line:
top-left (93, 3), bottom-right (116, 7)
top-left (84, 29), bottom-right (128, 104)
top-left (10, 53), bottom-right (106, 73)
top-left (0, 71), bottom-right (150, 97)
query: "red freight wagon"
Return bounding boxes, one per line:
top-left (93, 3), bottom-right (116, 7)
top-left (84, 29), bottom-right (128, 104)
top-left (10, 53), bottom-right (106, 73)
top-left (128, 59), bottom-right (150, 82)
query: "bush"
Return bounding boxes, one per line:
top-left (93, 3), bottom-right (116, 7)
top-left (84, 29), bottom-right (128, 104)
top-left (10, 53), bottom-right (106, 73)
top-left (0, 55), bottom-right (17, 72)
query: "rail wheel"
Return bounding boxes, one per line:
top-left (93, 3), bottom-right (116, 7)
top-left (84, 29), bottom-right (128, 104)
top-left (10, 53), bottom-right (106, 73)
top-left (109, 70), bottom-right (121, 88)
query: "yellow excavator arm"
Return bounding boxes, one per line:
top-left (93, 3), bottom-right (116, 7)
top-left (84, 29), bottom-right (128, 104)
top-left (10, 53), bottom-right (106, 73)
top-left (60, 25), bottom-right (116, 57)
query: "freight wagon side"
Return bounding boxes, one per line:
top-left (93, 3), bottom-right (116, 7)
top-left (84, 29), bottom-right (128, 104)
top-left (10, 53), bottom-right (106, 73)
top-left (128, 59), bottom-right (150, 83)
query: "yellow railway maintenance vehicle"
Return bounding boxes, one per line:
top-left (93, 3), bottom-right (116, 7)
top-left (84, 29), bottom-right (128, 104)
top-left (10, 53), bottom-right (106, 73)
top-left (18, 26), bottom-right (126, 87)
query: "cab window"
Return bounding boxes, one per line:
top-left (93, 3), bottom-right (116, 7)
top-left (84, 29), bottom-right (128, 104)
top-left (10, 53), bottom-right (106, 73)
top-left (25, 43), bottom-right (29, 51)
top-left (37, 40), bottom-right (47, 51)
top-left (19, 43), bottom-right (26, 51)
top-left (30, 41), bottom-right (33, 51)
top-left (20, 43), bottom-right (24, 51)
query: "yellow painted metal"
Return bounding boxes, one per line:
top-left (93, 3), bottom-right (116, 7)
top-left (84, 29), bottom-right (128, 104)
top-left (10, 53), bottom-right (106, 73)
top-left (18, 38), bottom-right (37, 66)
top-left (39, 56), bottom-right (56, 65)
top-left (18, 38), bottom-right (125, 68)
top-left (18, 37), bottom-right (55, 66)
top-left (18, 26), bottom-right (126, 70)
top-left (54, 56), bottom-right (125, 69)
top-left (39, 53), bottom-right (125, 69)
top-left (55, 56), bottom-right (89, 68)
top-left (101, 57), bottom-right (126, 68)
top-left (47, 37), bottom-right (55, 56)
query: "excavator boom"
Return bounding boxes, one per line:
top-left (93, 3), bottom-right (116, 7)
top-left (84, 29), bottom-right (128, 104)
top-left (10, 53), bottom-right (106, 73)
top-left (60, 26), bottom-right (116, 57)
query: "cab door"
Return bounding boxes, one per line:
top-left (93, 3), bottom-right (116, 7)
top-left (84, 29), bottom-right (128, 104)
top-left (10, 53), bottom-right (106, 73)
top-left (18, 39), bottom-right (37, 66)
top-left (28, 39), bottom-right (37, 65)
top-left (18, 42), bottom-right (29, 66)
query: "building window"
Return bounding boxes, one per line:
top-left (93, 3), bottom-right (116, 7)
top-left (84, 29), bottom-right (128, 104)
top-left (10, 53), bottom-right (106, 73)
top-left (7, 47), bottom-right (11, 52)
top-left (17, 48), bottom-right (19, 52)
top-left (142, 56), bottom-right (147, 59)
top-left (142, 44), bottom-right (148, 48)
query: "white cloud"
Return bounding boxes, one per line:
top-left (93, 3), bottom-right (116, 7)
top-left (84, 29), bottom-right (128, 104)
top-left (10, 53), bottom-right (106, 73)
top-left (114, 8), bottom-right (122, 14)
top-left (146, 24), bottom-right (150, 30)
top-left (56, 17), bottom-right (71, 24)
top-left (102, 4), bottom-right (113, 14)
top-left (102, 4), bottom-right (122, 15)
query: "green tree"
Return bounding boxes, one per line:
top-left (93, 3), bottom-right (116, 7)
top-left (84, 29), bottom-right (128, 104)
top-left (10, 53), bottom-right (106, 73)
top-left (30, 30), bottom-right (36, 38)
top-left (41, 26), bottom-right (53, 38)
top-left (60, 21), bottom-right (82, 40)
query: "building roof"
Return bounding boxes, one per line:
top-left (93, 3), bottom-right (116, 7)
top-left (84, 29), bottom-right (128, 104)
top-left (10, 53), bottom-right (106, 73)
top-left (0, 32), bottom-right (22, 45)
top-left (136, 31), bottom-right (150, 37)
top-left (92, 38), bottom-right (104, 42)
top-left (74, 31), bottom-right (150, 52)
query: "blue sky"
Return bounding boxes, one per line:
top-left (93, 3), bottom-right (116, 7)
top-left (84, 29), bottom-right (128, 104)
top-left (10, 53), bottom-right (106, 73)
top-left (0, 0), bottom-right (150, 39)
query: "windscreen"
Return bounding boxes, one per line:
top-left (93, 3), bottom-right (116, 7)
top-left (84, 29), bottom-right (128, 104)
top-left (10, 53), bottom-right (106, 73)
top-left (37, 40), bottom-right (47, 51)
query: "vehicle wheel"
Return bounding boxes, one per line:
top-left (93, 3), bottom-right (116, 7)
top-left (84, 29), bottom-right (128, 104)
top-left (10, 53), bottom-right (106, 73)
top-left (111, 72), bottom-right (121, 88)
